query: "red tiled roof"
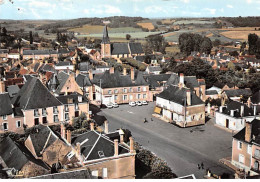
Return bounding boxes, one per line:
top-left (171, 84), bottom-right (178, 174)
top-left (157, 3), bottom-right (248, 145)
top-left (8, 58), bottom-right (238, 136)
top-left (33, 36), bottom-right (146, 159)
top-left (19, 69), bottom-right (29, 75)
top-left (45, 72), bottom-right (53, 81)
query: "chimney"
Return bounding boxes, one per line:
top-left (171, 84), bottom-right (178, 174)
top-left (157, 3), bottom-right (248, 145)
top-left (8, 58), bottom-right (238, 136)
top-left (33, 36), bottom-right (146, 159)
top-left (230, 110), bottom-right (235, 117)
top-left (186, 90), bottom-right (191, 106)
top-left (67, 130), bottom-right (71, 144)
top-left (109, 67), bottom-right (114, 74)
top-left (0, 80), bottom-right (5, 93)
top-left (254, 105), bottom-right (257, 116)
top-left (123, 68), bottom-right (127, 76)
top-left (61, 124), bottom-right (66, 139)
top-left (104, 120), bottom-right (108, 134)
top-left (114, 139), bottom-right (119, 156)
top-left (76, 69), bottom-right (80, 77)
top-left (131, 68), bottom-right (134, 81)
top-left (120, 134), bottom-right (124, 143)
top-left (219, 106), bottom-right (223, 113)
top-left (179, 73), bottom-right (184, 87)
top-left (129, 137), bottom-right (134, 154)
top-left (90, 122), bottom-right (94, 131)
top-left (76, 142), bottom-right (81, 156)
top-left (247, 97), bottom-right (251, 108)
top-left (240, 105), bottom-right (244, 117)
top-left (245, 121), bottom-right (252, 142)
top-left (66, 67), bottom-right (69, 74)
top-left (88, 69), bottom-right (93, 80)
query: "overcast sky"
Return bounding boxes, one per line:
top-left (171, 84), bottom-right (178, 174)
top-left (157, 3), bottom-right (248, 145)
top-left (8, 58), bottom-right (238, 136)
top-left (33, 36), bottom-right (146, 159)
top-left (0, 0), bottom-right (259, 20)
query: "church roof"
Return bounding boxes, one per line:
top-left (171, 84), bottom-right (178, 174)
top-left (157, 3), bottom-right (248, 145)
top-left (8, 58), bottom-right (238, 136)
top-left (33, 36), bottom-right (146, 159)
top-left (102, 25), bottom-right (110, 44)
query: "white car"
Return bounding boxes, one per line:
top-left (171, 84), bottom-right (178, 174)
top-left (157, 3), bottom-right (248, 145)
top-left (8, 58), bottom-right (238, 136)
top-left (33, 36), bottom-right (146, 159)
top-left (142, 101), bottom-right (148, 105)
top-left (106, 103), bottom-right (113, 109)
top-left (129, 102), bottom-right (136, 107)
top-left (136, 101), bottom-right (142, 106)
top-left (112, 103), bottom-right (119, 108)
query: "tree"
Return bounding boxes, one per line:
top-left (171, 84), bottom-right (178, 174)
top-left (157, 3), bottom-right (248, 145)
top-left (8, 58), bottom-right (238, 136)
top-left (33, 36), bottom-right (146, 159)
top-left (2, 27), bottom-right (7, 36)
top-left (200, 37), bottom-right (213, 54)
top-left (213, 39), bottom-right (221, 47)
top-left (29, 31), bottom-right (33, 44)
top-left (229, 51), bottom-right (239, 57)
top-left (240, 42), bottom-right (247, 53)
top-left (126, 34), bottom-right (131, 40)
top-left (145, 35), bottom-right (167, 54)
top-left (248, 33), bottom-right (258, 55)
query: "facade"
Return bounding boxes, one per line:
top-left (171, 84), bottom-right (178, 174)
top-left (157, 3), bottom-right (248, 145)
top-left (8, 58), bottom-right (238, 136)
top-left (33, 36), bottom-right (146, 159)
top-left (215, 101), bottom-right (257, 131)
top-left (155, 85), bottom-right (205, 127)
top-left (93, 67), bottom-right (149, 105)
top-left (145, 65), bottom-right (162, 75)
top-left (221, 89), bottom-right (252, 104)
top-left (231, 119), bottom-right (260, 175)
top-left (76, 73), bottom-right (93, 101)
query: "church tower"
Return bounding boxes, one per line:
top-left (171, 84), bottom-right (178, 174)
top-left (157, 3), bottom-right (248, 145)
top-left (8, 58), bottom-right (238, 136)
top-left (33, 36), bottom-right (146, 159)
top-left (101, 25), bottom-right (111, 58)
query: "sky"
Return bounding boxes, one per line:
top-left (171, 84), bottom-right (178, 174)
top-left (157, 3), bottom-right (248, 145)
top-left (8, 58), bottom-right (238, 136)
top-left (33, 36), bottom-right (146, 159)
top-left (0, 0), bottom-right (259, 20)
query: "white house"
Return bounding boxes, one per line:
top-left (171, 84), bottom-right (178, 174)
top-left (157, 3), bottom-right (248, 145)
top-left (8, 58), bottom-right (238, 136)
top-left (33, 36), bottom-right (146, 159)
top-left (55, 61), bottom-right (74, 72)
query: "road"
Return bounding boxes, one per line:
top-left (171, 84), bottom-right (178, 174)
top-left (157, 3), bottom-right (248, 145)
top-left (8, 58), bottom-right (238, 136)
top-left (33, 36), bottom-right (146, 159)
top-left (95, 102), bottom-right (234, 179)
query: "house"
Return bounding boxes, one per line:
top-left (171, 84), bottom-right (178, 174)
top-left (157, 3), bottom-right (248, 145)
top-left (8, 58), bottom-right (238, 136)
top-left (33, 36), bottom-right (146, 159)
top-left (231, 119), bottom-right (260, 176)
top-left (22, 49), bottom-right (59, 61)
top-left (155, 85), bottom-right (205, 127)
top-left (101, 25), bottom-right (144, 59)
top-left (205, 85), bottom-right (221, 100)
top-left (0, 136), bottom-right (49, 178)
top-left (70, 122), bottom-right (136, 179)
top-left (7, 49), bottom-right (20, 59)
top-left (0, 93), bottom-right (24, 133)
top-left (248, 91), bottom-right (260, 115)
top-left (145, 65), bottom-right (162, 75)
top-left (215, 101), bottom-right (257, 131)
top-left (76, 73), bottom-right (93, 101)
top-left (221, 88), bottom-right (252, 104)
top-left (24, 124), bottom-right (75, 167)
top-left (54, 61), bottom-right (74, 72)
top-left (93, 67), bottom-right (149, 105)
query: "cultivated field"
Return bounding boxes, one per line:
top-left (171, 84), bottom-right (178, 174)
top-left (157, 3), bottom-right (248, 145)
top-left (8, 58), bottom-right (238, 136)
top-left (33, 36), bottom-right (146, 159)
top-left (137, 22), bottom-right (155, 30)
top-left (173, 19), bottom-right (214, 25)
top-left (220, 30), bottom-right (260, 41)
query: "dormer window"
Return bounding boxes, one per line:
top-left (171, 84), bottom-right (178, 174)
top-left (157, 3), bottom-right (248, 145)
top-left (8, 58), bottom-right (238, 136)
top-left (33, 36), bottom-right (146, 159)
top-left (108, 90), bottom-right (112, 95)
top-left (75, 103), bottom-right (79, 110)
top-left (124, 88), bottom-right (127, 93)
top-left (98, 151), bottom-right (105, 158)
top-left (42, 108), bottom-right (47, 116)
top-left (114, 89), bottom-right (118, 94)
top-left (138, 87), bottom-right (141, 92)
top-left (2, 115), bottom-right (7, 120)
top-left (64, 105), bottom-right (69, 112)
top-left (53, 106), bottom-right (58, 114)
top-left (34, 109), bottom-right (39, 117)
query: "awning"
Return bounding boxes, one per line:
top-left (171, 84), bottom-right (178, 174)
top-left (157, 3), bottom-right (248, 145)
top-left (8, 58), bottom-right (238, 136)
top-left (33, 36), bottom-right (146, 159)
top-left (154, 107), bottom-right (162, 114)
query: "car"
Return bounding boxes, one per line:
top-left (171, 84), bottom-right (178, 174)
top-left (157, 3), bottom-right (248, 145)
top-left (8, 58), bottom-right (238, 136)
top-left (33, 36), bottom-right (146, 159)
top-left (106, 103), bottom-right (113, 109)
top-left (129, 102), bottom-right (136, 107)
top-left (112, 103), bottom-right (119, 108)
top-left (136, 101), bottom-right (142, 106)
top-left (142, 101), bottom-right (148, 105)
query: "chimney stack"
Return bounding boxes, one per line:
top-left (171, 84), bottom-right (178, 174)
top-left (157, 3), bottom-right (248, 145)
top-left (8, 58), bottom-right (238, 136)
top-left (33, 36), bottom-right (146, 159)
top-left (119, 129), bottom-right (124, 143)
top-left (219, 106), bottom-right (223, 113)
top-left (247, 97), bottom-right (251, 108)
top-left (230, 110), bottom-right (235, 117)
top-left (76, 70), bottom-right (80, 77)
top-left (186, 90), bottom-right (191, 106)
top-left (104, 120), bottom-right (108, 134)
top-left (131, 68), bottom-right (134, 81)
top-left (110, 67), bottom-right (114, 74)
top-left (240, 105), bottom-right (244, 117)
top-left (123, 68), bottom-right (127, 76)
top-left (179, 73), bottom-right (184, 87)
top-left (66, 67), bottom-right (70, 74)
top-left (0, 80), bottom-right (5, 93)
top-left (88, 69), bottom-right (93, 80)
top-left (67, 130), bottom-right (71, 144)
top-left (90, 122), bottom-right (94, 131)
top-left (76, 142), bottom-right (81, 156)
top-left (254, 105), bottom-right (257, 116)
top-left (129, 137), bottom-right (134, 154)
top-left (245, 121), bottom-right (252, 142)
top-left (61, 124), bottom-right (66, 139)
top-left (114, 139), bottom-right (119, 156)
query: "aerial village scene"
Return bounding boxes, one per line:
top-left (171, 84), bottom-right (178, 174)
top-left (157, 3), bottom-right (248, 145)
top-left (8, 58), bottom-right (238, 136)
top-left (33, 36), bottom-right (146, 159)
top-left (0, 0), bottom-right (260, 180)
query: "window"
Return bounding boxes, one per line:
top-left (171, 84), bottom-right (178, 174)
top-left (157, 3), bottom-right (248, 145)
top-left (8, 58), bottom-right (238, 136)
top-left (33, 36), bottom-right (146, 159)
top-left (102, 168), bottom-right (108, 178)
top-left (239, 154), bottom-right (245, 164)
top-left (2, 115), bottom-right (7, 120)
top-left (54, 115), bottom-right (59, 122)
top-left (124, 88), bottom-right (127, 93)
top-left (3, 123), bottom-right (8, 130)
top-left (16, 121), bottom-right (21, 128)
top-left (34, 109), bottom-right (39, 117)
top-left (114, 95), bottom-right (118, 100)
top-left (64, 105), bottom-right (69, 112)
top-left (42, 108), bottom-right (47, 116)
top-left (114, 89), bottom-right (118, 94)
top-left (238, 141), bottom-right (242, 150)
top-left (129, 95), bottom-right (133, 100)
top-left (129, 88), bottom-right (133, 92)
top-left (108, 90), bottom-right (112, 95)
top-left (92, 170), bottom-right (98, 179)
top-left (143, 94), bottom-right (147, 99)
top-left (143, 87), bottom-right (147, 91)
top-left (53, 106), bottom-right (58, 114)
top-left (247, 145), bottom-right (252, 154)
top-left (65, 113), bottom-right (69, 121)
top-left (123, 95), bottom-right (127, 101)
top-left (137, 94), bottom-right (141, 99)
top-left (138, 87), bottom-right (141, 92)
top-left (75, 103), bottom-right (79, 110)
top-left (255, 149), bottom-right (260, 159)
top-left (98, 151), bottom-right (105, 158)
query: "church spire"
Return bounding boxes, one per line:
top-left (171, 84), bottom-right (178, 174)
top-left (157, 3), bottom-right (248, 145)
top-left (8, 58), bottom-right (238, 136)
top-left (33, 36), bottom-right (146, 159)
top-left (102, 25), bottom-right (110, 44)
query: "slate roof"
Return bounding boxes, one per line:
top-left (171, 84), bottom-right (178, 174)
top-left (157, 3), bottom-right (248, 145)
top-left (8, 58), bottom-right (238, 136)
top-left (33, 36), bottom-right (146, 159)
top-left (111, 43), bottom-right (130, 55)
top-left (0, 137), bottom-right (49, 171)
top-left (79, 62), bottom-right (93, 72)
top-left (129, 43), bottom-right (144, 54)
top-left (11, 77), bottom-right (62, 110)
top-left (56, 61), bottom-right (72, 67)
top-left (71, 131), bottom-right (129, 160)
top-left (76, 74), bottom-right (92, 87)
top-left (157, 85), bottom-right (204, 106)
top-left (147, 66), bottom-right (162, 73)
top-left (205, 90), bottom-right (218, 95)
top-left (251, 91), bottom-right (260, 104)
top-left (233, 119), bottom-right (260, 145)
top-left (28, 125), bottom-right (59, 157)
top-left (221, 101), bottom-right (254, 117)
top-left (23, 50), bottom-right (54, 55)
top-left (144, 74), bottom-right (171, 89)
top-left (56, 93), bottom-right (88, 104)
top-left (0, 93), bottom-right (13, 116)
top-left (33, 63), bottom-right (40, 72)
top-left (55, 71), bottom-right (70, 94)
top-left (6, 85), bottom-right (20, 98)
top-left (102, 25), bottom-right (110, 44)
top-left (224, 89), bottom-right (252, 98)
top-left (0, 49), bottom-right (8, 54)
top-left (166, 73), bottom-right (200, 90)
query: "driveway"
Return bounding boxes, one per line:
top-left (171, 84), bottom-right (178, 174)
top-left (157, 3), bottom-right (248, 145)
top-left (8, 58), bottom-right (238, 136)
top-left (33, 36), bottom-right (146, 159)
top-left (96, 102), bottom-right (234, 178)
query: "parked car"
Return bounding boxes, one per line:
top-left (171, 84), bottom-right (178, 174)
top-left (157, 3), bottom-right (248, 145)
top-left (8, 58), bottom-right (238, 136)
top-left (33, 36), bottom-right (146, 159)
top-left (112, 103), bottom-right (119, 108)
top-left (129, 102), bottom-right (136, 107)
top-left (142, 101), bottom-right (148, 105)
top-left (106, 103), bottom-right (113, 109)
top-left (136, 101), bottom-right (142, 106)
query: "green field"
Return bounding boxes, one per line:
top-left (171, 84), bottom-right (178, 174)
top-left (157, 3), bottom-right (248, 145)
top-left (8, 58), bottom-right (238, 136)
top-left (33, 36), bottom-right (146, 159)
top-left (173, 20), bottom-right (214, 25)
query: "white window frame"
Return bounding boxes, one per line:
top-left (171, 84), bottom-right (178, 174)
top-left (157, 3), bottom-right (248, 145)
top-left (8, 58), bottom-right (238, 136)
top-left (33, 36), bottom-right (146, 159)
top-left (16, 120), bottom-right (21, 128)
top-left (102, 168), bottom-right (108, 178)
top-left (92, 170), bottom-right (98, 179)
top-left (3, 115), bottom-right (7, 120)
top-left (108, 90), bottom-right (112, 95)
top-left (138, 87), bottom-right (141, 92)
top-left (143, 94), bottom-right (147, 99)
top-left (143, 87), bottom-right (147, 91)
top-left (3, 122), bottom-right (8, 131)
top-left (238, 141), bottom-right (242, 150)
top-left (129, 88), bottom-right (133, 92)
top-left (114, 95), bottom-right (118, 100)
top-left (114, 89), bottom-right (118, 94)
top-left (54, 115), bottom-right (59, 122)
top-left (124, 88), bottom-right (127, 93)
top-left (239, 154), bottom-right (245, 164)
top-left (123, 95), bottom-right (127, 101)
top-left (247, 145), bottom-right (252, 154)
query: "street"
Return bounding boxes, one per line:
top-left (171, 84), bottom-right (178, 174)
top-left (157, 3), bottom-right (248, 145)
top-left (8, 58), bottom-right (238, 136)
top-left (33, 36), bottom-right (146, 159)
top-left (95, 102), bottom-right (234, 179)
